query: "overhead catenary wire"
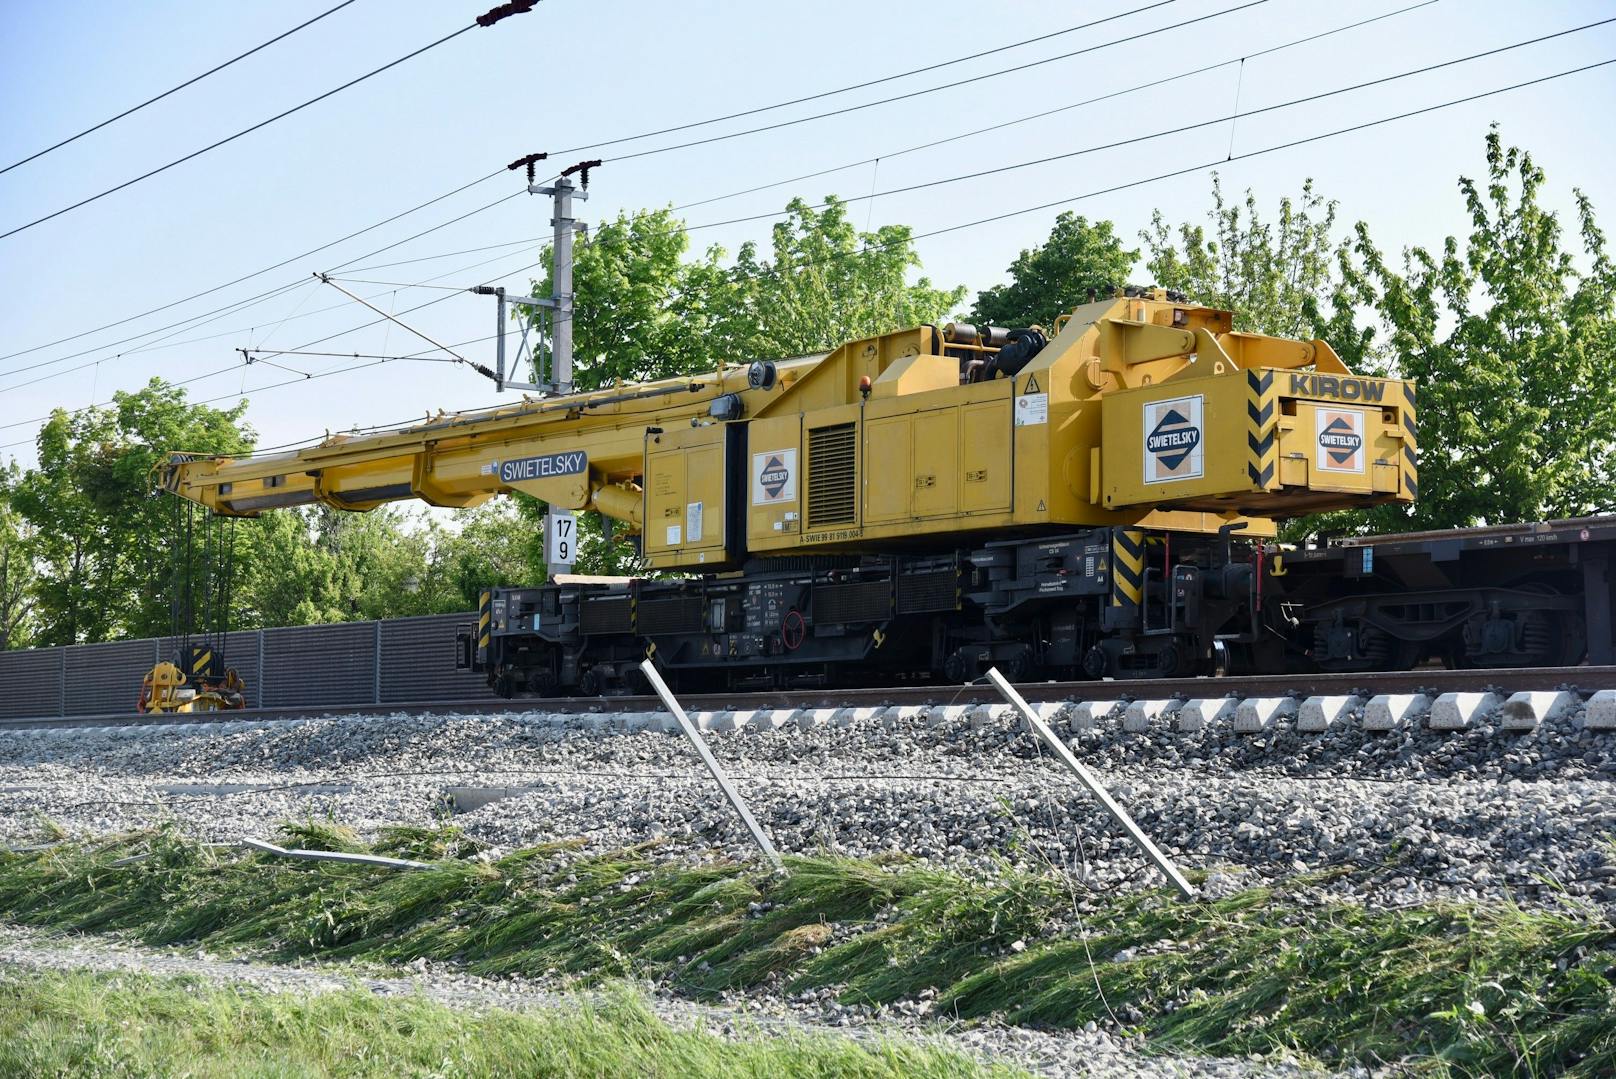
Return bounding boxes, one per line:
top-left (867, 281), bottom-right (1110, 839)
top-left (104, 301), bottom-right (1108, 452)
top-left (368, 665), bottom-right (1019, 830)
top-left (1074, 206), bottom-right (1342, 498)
top-left (4, 11), bottom-right (1595, 458)
top-left (1, 0), bottom-right (1436, 396)
top-left (0, 2), bottom-right (1176, 367)
top-left (0, 0), bottom-right (363, 177)
top-left (593, 0), bottom-right (1275, 170)
top-left (672, 16), bottom-right (1616, 238)
top-left (272, 5), bottom-right (1509, 380)
top-left (0, 248), bottom-right (549, 435)
top-left (539, 0), bottom-right (1179, 159)
top-left (670, 0), bottom-right (1444, 213)
top-left (0, 169), bottom-right (513, 369)
top-left (6, 52), bottom-right (1604, 458)
top-left (15, 50), bottom-right (1604, 461)
top-left (0, 2), bottom-right (543, 243)
top-left (0, 186), bottom-right (534, 386)
top-left (110, 242), bottom-right (550, 365)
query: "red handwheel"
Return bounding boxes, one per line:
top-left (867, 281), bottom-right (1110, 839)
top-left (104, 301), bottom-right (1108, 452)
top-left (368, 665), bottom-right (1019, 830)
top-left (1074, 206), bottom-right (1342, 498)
top-left (780, 608), bottom-right (806, 651)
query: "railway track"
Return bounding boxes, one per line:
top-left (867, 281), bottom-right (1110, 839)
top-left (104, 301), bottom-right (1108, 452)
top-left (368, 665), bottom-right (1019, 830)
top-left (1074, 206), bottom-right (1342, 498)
top-left (3, 664), bottom-right (1613, 732)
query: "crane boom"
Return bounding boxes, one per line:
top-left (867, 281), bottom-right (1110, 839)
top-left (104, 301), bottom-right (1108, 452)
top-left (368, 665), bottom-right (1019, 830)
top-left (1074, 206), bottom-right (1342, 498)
top-left (159, 291), bottom-right (1416, 574)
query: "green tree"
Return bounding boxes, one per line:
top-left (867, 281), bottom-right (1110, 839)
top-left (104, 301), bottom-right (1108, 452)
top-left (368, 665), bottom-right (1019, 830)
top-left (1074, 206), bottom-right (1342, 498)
top-left (708, 197), bottom-right (966, 357)
top-left (1143, 175), bottom-right (1339, 337)
top-left (970, 211), bottom-right (1137, 327)
top-left (524, 196), bottom-right (964, 390)
top-left (1321, 129), bottom-right (1616, 531)
top-left (238, 506), bottom-right (441, 626)
top-left (0, 464), bottom-right (37, 650)
top-left (529, 206), bottom-right (713, 390)
top-left (429, 500), bottom-right (532, 608)
top-left (10, 380), bottom-right (254, 644)
top-left (237, 509), bottom-right (345, 627)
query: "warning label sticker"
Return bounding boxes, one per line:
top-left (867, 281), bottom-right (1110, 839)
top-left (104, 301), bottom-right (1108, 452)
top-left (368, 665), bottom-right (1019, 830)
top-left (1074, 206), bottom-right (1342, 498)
top-left (1315, 407), bottom-right (1365, 473)
top-left (1143, 394), bottom-right (1204, 483)
top-left (751, 448), bottom-right (796, 505)
top-left (1014, 392), bottom-right (1048, 426)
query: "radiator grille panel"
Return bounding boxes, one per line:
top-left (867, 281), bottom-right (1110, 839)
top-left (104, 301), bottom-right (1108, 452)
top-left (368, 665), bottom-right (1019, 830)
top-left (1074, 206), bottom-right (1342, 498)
top-left (815, 580), bottom-right (890, 624)
top-left (897, 569), bottom-right (958, 614)
top-left (580, 596), bottom-right (633, 635)
top-left (807, 423), bottom-right (856, 528)
top-left (638, 597), bottom-right (706, 636)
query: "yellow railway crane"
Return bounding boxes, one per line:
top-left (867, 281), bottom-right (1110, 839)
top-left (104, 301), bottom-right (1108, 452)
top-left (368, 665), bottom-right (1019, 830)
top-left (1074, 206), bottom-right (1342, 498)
top-left (158, 289), bottom-right (1416, 693)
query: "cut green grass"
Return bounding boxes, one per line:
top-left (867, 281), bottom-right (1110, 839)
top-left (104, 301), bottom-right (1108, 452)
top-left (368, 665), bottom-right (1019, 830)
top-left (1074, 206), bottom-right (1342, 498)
top-left (1, 824), bottom-right (1613, 1075)
top-left (0, 969), bottom-right (1015, 1078)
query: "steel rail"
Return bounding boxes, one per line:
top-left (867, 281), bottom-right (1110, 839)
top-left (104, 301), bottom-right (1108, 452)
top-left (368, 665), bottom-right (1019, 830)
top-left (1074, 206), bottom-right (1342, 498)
top-left (2, 665), bottom-right (1610, 732)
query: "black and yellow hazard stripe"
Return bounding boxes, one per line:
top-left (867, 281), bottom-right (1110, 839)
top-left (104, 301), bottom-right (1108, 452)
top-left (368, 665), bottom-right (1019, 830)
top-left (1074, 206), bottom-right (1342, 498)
top-left (477, 590), bottom-right (491, 658)
top-left (1110, 528), bottom-right (1146, 609)
top-left (1246, 368), bottom-right (1276, 489)
top-left (189, 648), bottom-right (213, 677)
top-left (1401, 381), bottom-right (1419, 498)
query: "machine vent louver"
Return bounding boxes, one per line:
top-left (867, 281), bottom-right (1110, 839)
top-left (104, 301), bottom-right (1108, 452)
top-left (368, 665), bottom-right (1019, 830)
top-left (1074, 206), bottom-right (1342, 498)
top-left (807, 423), bottom-right (856, 529)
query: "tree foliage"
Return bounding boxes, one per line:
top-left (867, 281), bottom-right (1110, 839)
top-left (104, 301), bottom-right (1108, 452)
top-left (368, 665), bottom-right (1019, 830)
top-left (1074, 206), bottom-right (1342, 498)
top-left (9, 381), bottom-right (254, 645)
top-left (526, 196), bottom-right (965, 390)
top-left (970, 212), bottom-right (1137, 327)
top-left (1321, 128), bottom-right (1616, 530)
top-left (708, 197), bottom-right (967, 357)
top-left (0, 464), bottom-right (36, 650)
top-left (1143, 175), bottom-right (1339, 337)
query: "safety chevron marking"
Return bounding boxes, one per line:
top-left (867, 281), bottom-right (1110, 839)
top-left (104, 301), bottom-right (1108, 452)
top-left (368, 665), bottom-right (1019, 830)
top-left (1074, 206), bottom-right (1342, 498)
top-left (1110, 528), bottom-right (1146, 608)
top-left (477, 590), bottom-right (492, 653)
top-left (1246, 369), bottom-right (1276, 488)
top-left (1401, 381), bottom-right (1419, 498)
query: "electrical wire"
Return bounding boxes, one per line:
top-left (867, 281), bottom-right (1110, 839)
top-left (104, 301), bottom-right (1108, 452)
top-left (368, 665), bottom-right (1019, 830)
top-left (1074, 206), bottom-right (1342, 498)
top-left (13, 48), bottom-right (1598, 459)
top-left (30, 0), bottom-right (1439, 392)
top-left (264, 4), bottom-right (1494, 379)
top-left (0, 0), bottom-right (1204, 369)
top-left (3, 6), bottom-right (1591, 455)
top-left (675, 17), bottom-right (1616, 238)
top-left (594, 0), bottom-right (1274, 169)
top-left (0, 22), bottom-right (480, 242)
top-left (0, 187), bottom-right (531, 386)
top-left (540, 0), bottom-right (1179, 158)
top-left (0, 261), bottom-right (545, 447)
top-left (111, 242), bottom-right (547, 364)
top-left (0, 2), bottom-right (544, 243)
top-left (672, 0), bottom-right (1442, 213)
top-left (0, 0), bottom-right (1352, 385)
top-left (0, 249), bottom-right (547, 436)
top-left (0, 0), bottom-right (363, 177)
top-left (0, 169), bottom-right (511, 369)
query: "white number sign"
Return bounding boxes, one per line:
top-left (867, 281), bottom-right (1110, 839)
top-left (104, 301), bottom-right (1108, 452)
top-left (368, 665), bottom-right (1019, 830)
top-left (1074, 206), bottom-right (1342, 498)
top-left (546, 509), bottom-right (576, 573)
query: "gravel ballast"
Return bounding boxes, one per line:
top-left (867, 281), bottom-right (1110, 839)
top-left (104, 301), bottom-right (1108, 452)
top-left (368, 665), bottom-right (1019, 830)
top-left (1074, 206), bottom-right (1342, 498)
top-left (0, 702), bottom-right (1612, 913)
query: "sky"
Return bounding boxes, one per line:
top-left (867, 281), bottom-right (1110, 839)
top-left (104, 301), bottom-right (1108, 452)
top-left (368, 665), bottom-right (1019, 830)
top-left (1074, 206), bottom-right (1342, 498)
top-left (2, 0), bottom-right (1614, 471)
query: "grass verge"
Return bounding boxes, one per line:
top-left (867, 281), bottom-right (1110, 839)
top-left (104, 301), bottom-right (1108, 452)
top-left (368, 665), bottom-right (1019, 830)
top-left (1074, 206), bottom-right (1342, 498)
top-left (1, 823), bottom-right (1613, 1075)
top-left (0, 969), bottom-right (1013, 1078)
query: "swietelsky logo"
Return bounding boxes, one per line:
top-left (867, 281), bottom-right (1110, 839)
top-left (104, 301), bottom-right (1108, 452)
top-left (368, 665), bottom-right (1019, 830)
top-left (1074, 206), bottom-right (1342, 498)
top-left (1143, 395), bottom-right (1204, 482)
top-left (1315, 408), bottom-right (1365, 473)
top-left (752, 448), bottom-right (797, 505)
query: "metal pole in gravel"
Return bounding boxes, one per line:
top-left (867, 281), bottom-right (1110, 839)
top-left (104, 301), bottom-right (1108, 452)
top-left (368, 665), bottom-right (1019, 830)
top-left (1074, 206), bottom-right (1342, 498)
top-left (639, 659), bottom-right (785, 872)
top-left (986, 667), bottom-right (1195, 899)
